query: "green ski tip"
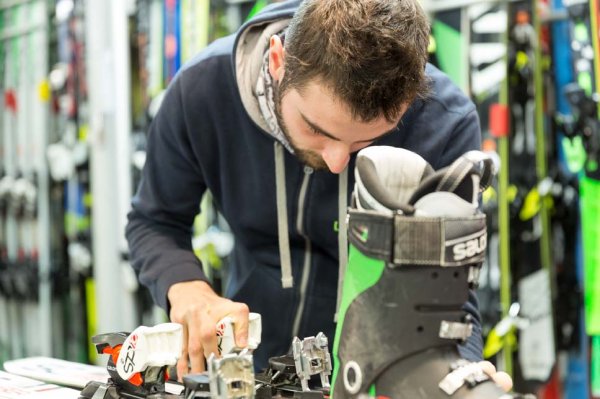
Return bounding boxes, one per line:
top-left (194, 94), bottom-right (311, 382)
top-left (561, 136), bottom-right (586, 174)
top-left (369, 384), bottom-right (377, 396)
top-left (580, 177), bottom-right (600, 334)
top-left (592, 337), bottom-right (600, 396)
top-left (574, 23), bottom-right (589, 42)
top-left (247, 0), bottom-right (268, 21)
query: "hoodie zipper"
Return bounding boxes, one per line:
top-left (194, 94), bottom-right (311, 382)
top-left (291, 165), bottom-right (313, 338)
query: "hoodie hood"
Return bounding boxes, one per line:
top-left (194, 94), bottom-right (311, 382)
top-left (233, 0), bottom-right (301, 135)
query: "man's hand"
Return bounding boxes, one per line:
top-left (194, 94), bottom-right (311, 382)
top-left (168, 280), bottom-right (250, 379)
top-left (479, 361), bottom-right (513, 392)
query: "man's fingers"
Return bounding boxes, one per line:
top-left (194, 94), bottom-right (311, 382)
top-left (168, 283), bottom-right (252, 372)
top-left (491, 371), bottom-right (513, 392)
top-left (175, 322), bottom-right (190, 382)
top-left (176, 356), bottom-right (188, 383)
top-left (188, 340), bottom-right (205, 373)
top-left (232, 303), bottom-right (250, 348)
top-left (201, 323), bottom-right (219, 359)
top-left (188, 312), bottom-right (206, 373)
top-left (478, 361), bottom-right (496, 376)
top-left (478, 361), bottom-right (513, 392)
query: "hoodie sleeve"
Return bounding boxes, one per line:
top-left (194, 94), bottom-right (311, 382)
top-left (459, 290), bottom-right (485, 362)
top-left (126, 76), bottom-right (208, 312)
top-left (442, 107), bottom-right (485, 362)
top-left (438, 108), bottom-right (482, 167)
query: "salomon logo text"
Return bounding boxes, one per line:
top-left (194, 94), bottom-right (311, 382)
top-left (452, 235), bottom-right (487, 261)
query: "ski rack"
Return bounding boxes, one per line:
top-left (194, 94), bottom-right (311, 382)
top-left (0, 0), bottom-right (53, 362)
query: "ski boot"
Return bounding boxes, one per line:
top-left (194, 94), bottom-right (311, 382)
top-left (79, 323), bottom-right (183, 398)
top-left (331, 146), bottom-right (532, 398)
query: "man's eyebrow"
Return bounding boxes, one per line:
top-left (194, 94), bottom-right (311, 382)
top-left (300, 112), bottom-right (399, 143)
top-left (355, 126), bottom-right (400, 143)
top-left (301, 113), bottom-right (342, 141)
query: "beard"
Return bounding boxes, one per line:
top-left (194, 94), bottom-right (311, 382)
top-left (273, 83), bottom-right (328, 171)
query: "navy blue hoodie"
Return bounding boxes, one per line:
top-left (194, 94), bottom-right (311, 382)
top-left (126, 0), bottom-right (485, 369)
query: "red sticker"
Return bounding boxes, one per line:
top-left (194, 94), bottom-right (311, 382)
top-left (4, 90), bottom-right (17, 113)
top-left (489, 104), bottom-right (510, 138)
top-left (165, 35), bottom-right (178, 59)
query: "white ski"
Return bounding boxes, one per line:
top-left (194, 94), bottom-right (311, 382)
top-left (0, 371), bottom-right (79, 399)
top-left (3, 357), bottom-right (108, 390)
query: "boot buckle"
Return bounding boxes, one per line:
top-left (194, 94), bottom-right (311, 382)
top-left (439, 321), bottom-right (473, 341)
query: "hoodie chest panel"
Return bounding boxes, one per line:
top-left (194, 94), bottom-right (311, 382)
top-left (302, 162), bottom-right (354, 261)
top-left (202, 119), bottom-right (313, 260)
top-left (180, 59), bottom-right (309, 263)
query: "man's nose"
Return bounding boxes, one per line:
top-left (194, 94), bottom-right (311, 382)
top-left (322, 143), bottom-right (350, 174)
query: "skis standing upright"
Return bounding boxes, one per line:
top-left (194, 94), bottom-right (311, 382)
top-left (467, 1), bottom-right (509, 347)
top-left (562, 0), bottom-right (600, 397)
top-left (0, 0), bottom-right (52, 361)
top-left (587, 1), bottom-right (600, 395)
top-left (544, 1), bottom-right (589, 398)
top-left (47, 0), bottom-right (92, 363)
top-left (163, 0), bottom-right (181, 86)
top-left (0, 3), bottom-right (11, 363)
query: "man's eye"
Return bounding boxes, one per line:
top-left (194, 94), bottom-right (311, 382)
top-left (308, 125), bottom-right (324, 136)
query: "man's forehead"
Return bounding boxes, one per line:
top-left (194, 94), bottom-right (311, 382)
top-left (295, 79), bottom-right (407, 118)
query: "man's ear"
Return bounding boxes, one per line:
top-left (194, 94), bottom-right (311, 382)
top-left (268, 35), bottom-right (285, 82)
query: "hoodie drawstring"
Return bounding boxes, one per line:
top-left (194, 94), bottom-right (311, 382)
top-left (275, 140), bottom-right (350, 316)
top-left (274, 142), bottom-right (294, 288)
top-left (335, 167), bottom-right (349, 322)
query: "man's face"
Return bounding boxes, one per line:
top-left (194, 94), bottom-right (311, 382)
top-left (273, 79), bottom-right (404, 174)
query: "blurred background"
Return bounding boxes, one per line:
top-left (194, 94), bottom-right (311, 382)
top-left (0, 0), bottom-right (598, 397)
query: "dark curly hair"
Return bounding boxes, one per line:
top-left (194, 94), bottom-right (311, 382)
top-left (281, 0), bottom-right (431, 123)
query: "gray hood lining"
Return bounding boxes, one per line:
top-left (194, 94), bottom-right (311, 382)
top-left (236, 19), bottom-right (291, 134)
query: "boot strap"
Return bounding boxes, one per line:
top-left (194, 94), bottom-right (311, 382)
top-left (348, 209), bottom-right (487, 267)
